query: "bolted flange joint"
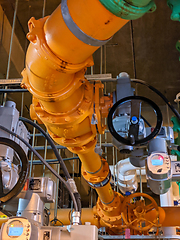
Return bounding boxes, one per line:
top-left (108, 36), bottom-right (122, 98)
top-left (96, 192), bottom-right (124, 229)
top-left (81, 158), bottom-right (110, 188)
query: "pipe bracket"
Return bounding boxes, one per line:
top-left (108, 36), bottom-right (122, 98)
top-left (84, 171), bottom-right (111, 189)
top-left (61, 0), bottom-right (112, 46)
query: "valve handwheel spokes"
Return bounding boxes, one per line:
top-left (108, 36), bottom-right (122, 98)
top-left (121, 193), bottom-right (160, 232)
top-left (108, 96), bottom-right (162, 146)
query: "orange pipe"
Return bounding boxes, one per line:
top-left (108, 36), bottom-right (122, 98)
top-left (51, 206), bottom-right (177, 228)
top-left (0, 207), bottom-right (178, 229)
top-left (44, 0), bottom-right (128, 63)
top-left (50, 208), bottom-right (102, 227)
top-left (22, 0), bottom-right (129, 221)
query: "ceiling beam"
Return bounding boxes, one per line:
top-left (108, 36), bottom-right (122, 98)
top-left (0, 5), bottom-right (25, 78)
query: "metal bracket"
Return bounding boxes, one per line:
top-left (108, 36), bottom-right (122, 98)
top-left (61, 0), bottom-right (112, 46)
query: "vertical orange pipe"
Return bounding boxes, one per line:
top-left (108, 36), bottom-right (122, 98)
top-left (23, 0), bottom-right (129, 208)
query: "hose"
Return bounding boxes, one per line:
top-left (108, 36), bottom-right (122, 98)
top-left (0, 124), bottom-right (78, 211)
top-left (19, 117), bottom-right (82, 213)
top-left (19, 117), bottom-right (71, 180)
top-left (131, 79), bottom-right (180, 122)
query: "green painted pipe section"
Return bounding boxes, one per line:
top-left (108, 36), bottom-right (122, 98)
top-left (171, 116), bottom-right (180, 160)
top-left (176, 40), bottom-right (180, 61)
top-left (171, 116), bottom-right (180, 195)
top-left (167, 0), bottom-right (180, 21)
top-left (126, 0), bottom-right (154, 7)
top-left (98, 0), bottom-right (156, 20)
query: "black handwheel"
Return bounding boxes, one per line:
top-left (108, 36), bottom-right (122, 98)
top-left (0, 137), bottom-right (29, 204)
top-left (108, 96), bottom-right (162, 146)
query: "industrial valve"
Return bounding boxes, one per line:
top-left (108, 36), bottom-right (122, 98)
top-left (121, 193), bottom-right (162, 232)
top-left (108, 95), bottom-right (162, 147)
top-left (0, 102), bottom-right (29, 204)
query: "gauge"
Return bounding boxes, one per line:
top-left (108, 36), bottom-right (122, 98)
top-left (7, 220), bottom-right (23, 237)
top-left (151, 154), bottom-right (164, 166)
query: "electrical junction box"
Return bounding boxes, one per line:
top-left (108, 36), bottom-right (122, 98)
top-left (0, 217), bottom-right (98, 240)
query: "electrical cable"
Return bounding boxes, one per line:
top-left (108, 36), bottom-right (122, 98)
top-left (19, 117), bottom-right (71, 180)
top-left (74, 192), bottom-right (82, 213)
top-left (131, 79), bottom-right (180, 122)
top-left (140, 115), bottom-right (151, 127)
top-left (19, 117), bottom-right (82, 213)
top-left (0, 137), bottom-right (29, 204)
top-left (0, 124), bottom-right (78, 211)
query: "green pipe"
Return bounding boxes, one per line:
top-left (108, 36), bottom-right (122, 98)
top-left (171, 116), bottom-right (180, 160)
top-left (167, 0), bottom-right (180, 21)
top-left (126, 0), bottom-right (154, 7)
top-left (171, 116), bottom-right (180, 196)
top-left (98, 0), bottom-right (156, 20)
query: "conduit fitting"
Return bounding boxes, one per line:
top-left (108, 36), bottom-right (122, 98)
top-left (72, 211), bottom-right (81, 225)
top-left (98, 0), bottom-right (156, 20)
top-left (26, 17), bottom-right (93, 74)
top-left (67, 178), bottom-right (78, 193)
top-left (96, 192), bottom-right (124, 229)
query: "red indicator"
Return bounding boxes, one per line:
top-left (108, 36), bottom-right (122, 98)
top-left (151, 128), bottom-right (155, 133)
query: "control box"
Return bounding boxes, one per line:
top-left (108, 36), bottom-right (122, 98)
top-left (146, 152), bottom-right (172, 194)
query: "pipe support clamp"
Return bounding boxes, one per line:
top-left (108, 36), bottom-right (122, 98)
top-left (86, 171), bottom-right (111, 188)
top-left (61, 0), bottom-right (112, 46)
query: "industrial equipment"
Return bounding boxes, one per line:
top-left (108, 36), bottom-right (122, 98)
top-left (0, 218), bottom-right (98, 240)
top-left (108, 95), bottom-right (162, 147)
top-left (0, 177), bottom-right (97, 240)
top-left (146, 151), bottom-right (172, 195)
top-left (0, 101), bottom-right (29, 204)
top-left (1, 0), bottom-right (180, 239)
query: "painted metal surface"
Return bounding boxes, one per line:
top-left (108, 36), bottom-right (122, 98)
top-left (98, 0), bottom-right (156, 19)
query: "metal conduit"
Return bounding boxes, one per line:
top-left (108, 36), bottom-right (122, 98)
top-left (2, 0), bottom-right (19, 106)
top-left (29, 120), bottom-right (36, 177)
top-left (29, 157), bottom-right (79, 165)
top-left (43, 130), bottom-right (48, 177)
